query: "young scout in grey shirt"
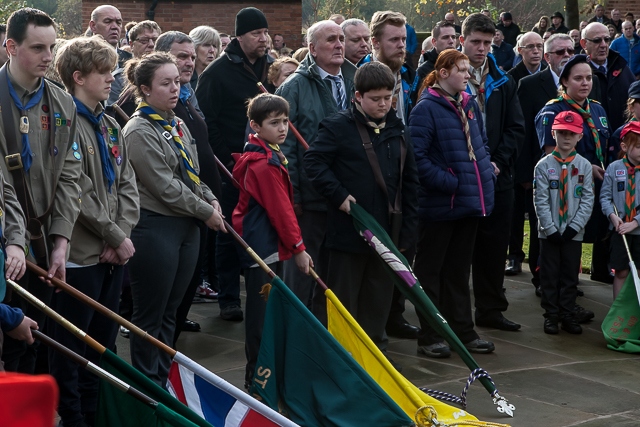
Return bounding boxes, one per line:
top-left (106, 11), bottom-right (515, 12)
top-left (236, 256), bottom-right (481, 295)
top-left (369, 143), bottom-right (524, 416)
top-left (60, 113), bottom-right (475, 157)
top-left (534, 110), bottom-right (594, 336)
top-left (48, 36), bottom-right (140, 427)
top-left (0, 8), bottom-right (82, 373)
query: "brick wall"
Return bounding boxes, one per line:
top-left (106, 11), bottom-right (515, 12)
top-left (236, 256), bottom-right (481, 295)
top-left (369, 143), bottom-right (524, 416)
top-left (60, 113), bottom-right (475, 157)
top-left (82, 0), bottom-right (303, 48)
top-left (605, 2), bottom-right (638, 20)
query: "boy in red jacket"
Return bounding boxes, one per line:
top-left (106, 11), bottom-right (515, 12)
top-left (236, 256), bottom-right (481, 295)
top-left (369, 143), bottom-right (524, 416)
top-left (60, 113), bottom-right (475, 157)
top-left (232, 93), bottom-right (313, 389)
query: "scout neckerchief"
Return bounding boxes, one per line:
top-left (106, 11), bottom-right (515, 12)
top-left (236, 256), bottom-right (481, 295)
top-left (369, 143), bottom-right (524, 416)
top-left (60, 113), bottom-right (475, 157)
top-left (136, 102), bottom-right (200, 186)
top-left (562, 93), bottom-right (604, 165)
top-left (6, 74), bottom-right (45, 172)
top-left (433, 84), bottom-right (476, 161)
top-left (552, 149), bottom-right (577, 225)
top-left (392, 70), bottom-right (402, 111)
top-left (267, 142), bottom-right (288, 168)
top-left (73, 98), bottom-right (115, 192)
top-left (623, 155), bottom-right (640, 222)
top-left (468, 61), bottom-right (489, 113)
top-left (179, 85), bottom-right (190, 104)
top-left (355, 102), bottom-right (386, 134)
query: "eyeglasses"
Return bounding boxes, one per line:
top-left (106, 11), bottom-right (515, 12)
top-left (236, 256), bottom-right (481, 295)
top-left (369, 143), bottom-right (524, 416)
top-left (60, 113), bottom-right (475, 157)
top-left (549, 47), bottom-right (575, 55)
top-left (134, 37), bottom-right (158, 45)
top-left (585, 36), bottom-right (611, 44)
top-left (522, 43), bottom-right (544, 50)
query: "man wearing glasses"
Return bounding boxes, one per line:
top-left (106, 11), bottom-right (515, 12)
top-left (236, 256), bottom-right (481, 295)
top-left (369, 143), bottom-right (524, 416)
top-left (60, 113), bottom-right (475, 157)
top-left (508, 32), bottom-right (546, 84)
top-left (582, 22), bottom-right (634, 133)
top-left (108, 20), bottom-right (162, 105)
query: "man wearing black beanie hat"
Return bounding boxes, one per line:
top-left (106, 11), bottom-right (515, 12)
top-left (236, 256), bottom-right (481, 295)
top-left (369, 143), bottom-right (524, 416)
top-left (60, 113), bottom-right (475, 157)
top-left (196, 6), bottom-right (275, 325)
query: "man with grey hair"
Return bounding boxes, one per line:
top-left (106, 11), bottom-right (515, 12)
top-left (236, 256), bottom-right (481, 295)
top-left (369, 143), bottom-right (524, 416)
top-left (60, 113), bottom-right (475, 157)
top-left (569, 29), bottom-right (583, 53)
top-left (276, 20), bottom-right (355, 315)
top-left (508, 32), bottom-right (545, 84)
top-left (341, 18), bottom-right (370, 65)
top-left (89, 5), bottom-right (131, 67)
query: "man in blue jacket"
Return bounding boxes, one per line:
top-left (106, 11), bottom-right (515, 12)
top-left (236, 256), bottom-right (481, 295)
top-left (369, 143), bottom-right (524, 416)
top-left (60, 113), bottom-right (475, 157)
top-left (461, 13), bottom-right (525, 331)
top-left (610, 21), bottom-right (640, 78)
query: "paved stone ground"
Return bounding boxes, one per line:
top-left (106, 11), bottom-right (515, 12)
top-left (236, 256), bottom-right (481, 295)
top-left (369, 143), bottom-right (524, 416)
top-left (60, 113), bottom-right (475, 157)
top-left (116, 267), bottom-right (640, 427)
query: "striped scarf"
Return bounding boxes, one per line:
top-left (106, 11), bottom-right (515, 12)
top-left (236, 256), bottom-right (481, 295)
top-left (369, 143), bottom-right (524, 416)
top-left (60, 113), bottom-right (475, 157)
top-left (468, 62), bottom-right (489, 113)
top-left (623, 155), bottom-right (640, 222)
top-left (433, 85), bottom-right (476, 161)
top-left (391, 70), bottom-right (402, 111)
top-left (136, 102), bottom-right (200, 186)
top-left (562, 93), bottom-right (603, 165)
top-left (552, 149), bottom-right (576, 226)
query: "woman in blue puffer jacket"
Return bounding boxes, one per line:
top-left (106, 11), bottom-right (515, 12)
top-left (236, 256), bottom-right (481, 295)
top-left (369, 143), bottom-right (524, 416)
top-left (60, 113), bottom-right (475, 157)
top-left (409, 49), bottom-right (496, 359)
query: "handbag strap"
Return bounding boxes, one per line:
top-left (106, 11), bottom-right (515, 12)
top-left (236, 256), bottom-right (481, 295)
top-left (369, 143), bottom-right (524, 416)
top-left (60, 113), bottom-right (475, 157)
top-left (356, 119), bottom-right (405, 214)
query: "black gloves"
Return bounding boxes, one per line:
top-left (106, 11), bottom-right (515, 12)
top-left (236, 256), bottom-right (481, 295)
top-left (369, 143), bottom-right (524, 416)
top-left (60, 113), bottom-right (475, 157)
top-left (547, 232), bottom-right (563, 244)
top-left (562, 227), bottom-right (579, 242)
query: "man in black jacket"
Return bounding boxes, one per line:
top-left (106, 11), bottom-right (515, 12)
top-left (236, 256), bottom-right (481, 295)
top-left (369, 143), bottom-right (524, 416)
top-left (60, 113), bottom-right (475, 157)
top-left (415, 20), bottom-right (456, 95)
top-left (196, 7), bottom-right (274, 322)
top-left (461, 13), bottom-right (525, 332)
top-left (549, 12), bottom-right (570, 34)
top-left (508, 32), bottom-right (546, 85)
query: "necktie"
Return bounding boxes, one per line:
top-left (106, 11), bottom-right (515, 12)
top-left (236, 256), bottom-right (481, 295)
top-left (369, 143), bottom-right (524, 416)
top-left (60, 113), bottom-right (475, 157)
top-left (6, 74), bottom-right (45, 173)
top-left (433, 85), bottom-right (476, 161)
top-left (73, 97), bottom-right (115, 192)
top-left (598, 65), bottom-right (606, 74)
top-left (468, 63), bottom-right (489, 113)
top-left (552, 150), bottom-right (576, 225)
top-left (327, 75), bottom-right (346, 110)
top-left (562, 94), bottom-right (604, 165)
top-left (623, 156), bottom-right (640, 222)
top-left (136, 102), bottom-right (200, 186)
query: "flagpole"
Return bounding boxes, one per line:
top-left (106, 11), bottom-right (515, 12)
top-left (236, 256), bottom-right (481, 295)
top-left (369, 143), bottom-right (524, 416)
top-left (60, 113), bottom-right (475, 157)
top-left (32, 329), bottom-right (158, 407)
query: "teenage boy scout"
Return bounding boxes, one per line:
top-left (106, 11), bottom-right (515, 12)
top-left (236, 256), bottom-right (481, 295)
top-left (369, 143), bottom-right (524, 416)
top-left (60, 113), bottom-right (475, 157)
top-left (0, 8), bottom-right (82, 372)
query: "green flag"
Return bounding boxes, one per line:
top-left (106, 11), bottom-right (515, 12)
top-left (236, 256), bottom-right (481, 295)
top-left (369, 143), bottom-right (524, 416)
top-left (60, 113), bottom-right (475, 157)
top-left (602, 273), bottom-right (640, 353)
top-left (250, 276), bottom-right (413, 427)
top-left (96, 349), bottom-right (213, 427)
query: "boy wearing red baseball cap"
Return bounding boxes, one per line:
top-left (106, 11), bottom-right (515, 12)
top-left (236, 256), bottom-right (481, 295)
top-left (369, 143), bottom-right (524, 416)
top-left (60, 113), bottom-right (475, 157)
top-left (601, 121), bottom-right (640, 299)
top-left (534, 111), bottom-right (595, 334)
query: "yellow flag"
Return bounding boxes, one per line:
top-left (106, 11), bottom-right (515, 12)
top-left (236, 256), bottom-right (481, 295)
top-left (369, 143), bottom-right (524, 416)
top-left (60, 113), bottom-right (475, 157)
top-left (326, 289), bottom-right (509, 426)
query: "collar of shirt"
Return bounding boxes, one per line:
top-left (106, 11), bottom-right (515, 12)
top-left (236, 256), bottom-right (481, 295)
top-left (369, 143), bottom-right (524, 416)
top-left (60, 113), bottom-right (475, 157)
top-left (469, 58), bottom-right (487, 82)
top-left (590, 58), bottom-right (608, 73)
top-left (528, 63), bottom-right (542, 75)
top-left (7, 65), bottom-right (43, 100)
top-left (317, 66), bottom-right (343, 81)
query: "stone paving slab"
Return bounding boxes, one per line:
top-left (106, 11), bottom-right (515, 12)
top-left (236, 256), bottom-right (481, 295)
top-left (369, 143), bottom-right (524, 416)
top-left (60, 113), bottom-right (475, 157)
top-left (114, 266), bottom-right (640, 426)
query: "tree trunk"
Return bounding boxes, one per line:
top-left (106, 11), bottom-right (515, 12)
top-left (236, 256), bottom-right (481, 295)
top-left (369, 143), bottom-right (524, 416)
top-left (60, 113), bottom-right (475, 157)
top-left (565, 0), bottom-right (580, 31)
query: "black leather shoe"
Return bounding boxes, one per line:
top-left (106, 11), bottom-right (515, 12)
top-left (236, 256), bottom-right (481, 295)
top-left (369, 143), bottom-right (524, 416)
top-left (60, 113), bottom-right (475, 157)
top-left (505, 259), bottom-right (522, 276)
top-left (543, 317), bottom-right (559, 334)
top-left (386, 322), bottom-right (421, 339)
top-left (183, 319), bottom-right (201, 332)
top-left (476, 315), bottom-right (521, 331)
top-left (535, 286), bottom-right (542, 297)
top-left (574, 303), bottom-right (594, 323)
top-left (561, 317), bottom-right (582, 334)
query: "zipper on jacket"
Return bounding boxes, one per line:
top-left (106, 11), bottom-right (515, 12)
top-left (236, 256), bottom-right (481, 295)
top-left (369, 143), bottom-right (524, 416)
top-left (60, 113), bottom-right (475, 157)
top-left (473, 161), bottom-right (487, 216)
top-left (448, 168), bottom-right (456, 210)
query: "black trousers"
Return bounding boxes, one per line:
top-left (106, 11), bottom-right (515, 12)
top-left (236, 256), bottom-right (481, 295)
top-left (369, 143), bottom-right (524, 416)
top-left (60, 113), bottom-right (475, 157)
top-left (2, 270), bottom-right (53, 373)
top-left (49, 264), bottom-right (123, 425)
top-left (173, 221), bottom-right (208, 347)
top-left (216, 178), bottom-right (242, 309)
top-left (415, 218), bottom-right (480, 346)
top-left (129, 210), bottom-right (199, 387)
top-left (325, 249), bottom-right (394, 351)
top-left (244, 262), bottom-right (282, 386)
top-left (539, 238), bottom-right (582, 318)
top-left (472, 189), bottom-right (513, 321)
top-left (508, 184), bottom-right (540, 285)
top-left (283, 210), bottom-right (326, 309)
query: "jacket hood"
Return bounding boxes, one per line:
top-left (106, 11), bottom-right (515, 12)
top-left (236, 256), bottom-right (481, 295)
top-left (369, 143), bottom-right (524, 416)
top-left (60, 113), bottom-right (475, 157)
top-left (418, 86), bottom-right (473, 109)
top-left (234, 134), bottom-right (283, 175)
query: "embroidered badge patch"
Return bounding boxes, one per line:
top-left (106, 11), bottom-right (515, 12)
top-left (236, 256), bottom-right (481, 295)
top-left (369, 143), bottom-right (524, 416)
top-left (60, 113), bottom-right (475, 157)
top-left (73, 151), bottom-right (82, 160)
top-left (543, 117), bottom-right (549, 126)
top-left (116, 155), bottom-right (123, 166)
top-left (88, 146), bottom-right (95, 155)
top-left (550, 180), bottom-right (559, 189)
top-left (578, 174), bottom-right (584, 184)
top-left (616, 169), bottom-right (627, 176)
top-left (600, 117), bottom-right (608, 128)
top-left (41, 115), bottom-right (50, 130)
top-left (574, 185), bottom-right (583, 198)
top-left (618, 181), bottom-right (625, 192)
top-left (53, 146), bottom-right (58, 156)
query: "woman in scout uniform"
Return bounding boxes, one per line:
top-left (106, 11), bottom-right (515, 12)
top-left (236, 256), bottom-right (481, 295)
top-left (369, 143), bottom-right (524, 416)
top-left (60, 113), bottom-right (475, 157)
top-left (50, 36), bottom-right (140, 427)
top-left (122, 52), bottom-right (225, 386)
top-left (535, 54), bottom-right (611, 298)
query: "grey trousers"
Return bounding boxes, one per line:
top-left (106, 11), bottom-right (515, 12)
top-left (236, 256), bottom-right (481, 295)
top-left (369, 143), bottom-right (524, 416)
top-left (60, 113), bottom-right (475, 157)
top-left (129, 210), bottom-right (199, 386)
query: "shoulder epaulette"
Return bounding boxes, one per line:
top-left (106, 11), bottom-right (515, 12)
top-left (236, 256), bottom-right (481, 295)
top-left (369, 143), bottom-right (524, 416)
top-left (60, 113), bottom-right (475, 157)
top-left (545, 98), bottom-right (562, 106)
top-left (589, 98), bottom-right (601, 105)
